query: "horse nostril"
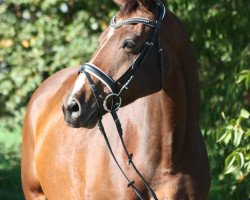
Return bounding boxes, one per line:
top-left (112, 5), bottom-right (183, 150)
top-left (71, 101), bottom-right (79, 112)
top-left (67, 99), bottom-right (81, 118)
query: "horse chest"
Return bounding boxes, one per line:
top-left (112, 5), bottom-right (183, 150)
top-left (35, 114), bottom-right (160, 199)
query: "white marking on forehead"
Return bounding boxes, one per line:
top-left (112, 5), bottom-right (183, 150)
top-left (71, 73), bottom-right (86, 95)
top-left (90, 28), bottom-right (115, 63)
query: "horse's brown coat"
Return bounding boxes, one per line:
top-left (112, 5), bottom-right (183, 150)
top-left (22, 1), bottom-right (210, 199)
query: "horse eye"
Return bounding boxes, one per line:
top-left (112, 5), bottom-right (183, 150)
top-left (123, 40), bottom-right (136, 49)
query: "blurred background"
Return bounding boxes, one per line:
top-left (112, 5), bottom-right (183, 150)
top-left (0, 0), bottom-right (249, 199)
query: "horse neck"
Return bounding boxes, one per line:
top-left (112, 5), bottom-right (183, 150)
top-left (161, 11), bottom-right (201, 125)
top-left (136, 12), bottom-right (202, 170)
top-left (136, 85), bottom-right (200, 172)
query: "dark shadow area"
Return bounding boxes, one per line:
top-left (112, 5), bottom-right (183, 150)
top-left (0, 156), bottom-right (25, 200)
top-left (0, 162), bottom-right (24, 200)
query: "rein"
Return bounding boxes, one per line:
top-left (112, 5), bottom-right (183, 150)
top-left (79, 1), bottom-right (166, 199)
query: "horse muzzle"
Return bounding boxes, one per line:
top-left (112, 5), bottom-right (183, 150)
top-left (62, 97), bottom-right (98, 129)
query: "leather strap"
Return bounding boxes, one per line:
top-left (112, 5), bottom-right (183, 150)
top-left (80, 63), bottom-right (118, 93)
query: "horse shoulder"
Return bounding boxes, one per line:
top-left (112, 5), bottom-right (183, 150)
top-left (21, 67), bottom-right (78, 199)
top-left (25, 67), bottom-right (78, 135)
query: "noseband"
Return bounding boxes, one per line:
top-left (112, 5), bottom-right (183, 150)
top-left (79, 1), bottom-right (166, 199)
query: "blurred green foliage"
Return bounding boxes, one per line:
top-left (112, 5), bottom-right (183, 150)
top-left (168, 0), bottom-right (250, 199)
top-left (0, 127), bottom-right (23, 200)
top-left (0, 0), bottom-right (117, 128)
top-left (0, 0), bottom-right (249, 199)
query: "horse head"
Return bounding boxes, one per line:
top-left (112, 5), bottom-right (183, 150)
top-left (62, 0), bottom-right (167, 128)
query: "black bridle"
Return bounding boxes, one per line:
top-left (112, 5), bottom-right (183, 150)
top-left (79, 1), bottom-right (166, 199)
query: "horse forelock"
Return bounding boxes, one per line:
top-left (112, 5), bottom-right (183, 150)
top-left (118, 0), bottom-right (157, 17)
top-left (119, 0), bottom-right (139, 16)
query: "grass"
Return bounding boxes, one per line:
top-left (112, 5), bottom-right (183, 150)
top-left (0, 126), bottom-right (24, 200)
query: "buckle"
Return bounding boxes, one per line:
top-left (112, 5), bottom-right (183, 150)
top-left (103, 93), bottom-right (122, 112)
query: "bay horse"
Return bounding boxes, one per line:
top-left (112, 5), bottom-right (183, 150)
top-left (21, 0), bottom-right (210, 199)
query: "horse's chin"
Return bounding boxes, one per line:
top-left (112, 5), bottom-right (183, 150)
top-left (64, 110), bottom-right (99, 129)
top-left (81, 114), bottom-right (99, 129)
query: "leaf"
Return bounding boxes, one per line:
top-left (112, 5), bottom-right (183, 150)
top-left (245, 153), bottom-right (250, 161)
top-left (238, 70), bottom-right (250, 75)
top-left (224, 153), bottom-right (237, 174)
top-left (224, 130), bottom-right (233, 145)
top-left (240, 109), bottom-right (250, 119)
top-left (237, 70), bottom-right (250, 89)
top-left (221, 112), bottom-right (228, 123)
top-left (236, 74), bottom-right (247, 84)
top-left (246, 74), bottom-right (250, 89)
top-left (246, 129), bottom-right (250, 137)
top-left (233, 128), bottom-right (243, 147)
top-left (237, 152), bottom-right (245, 168)
top-left (217, 129), bottom-right (232, 144)
top-left (226, 124), bottom-right (234, 130)
top-left (224, 151), bottom-right (245, 174)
